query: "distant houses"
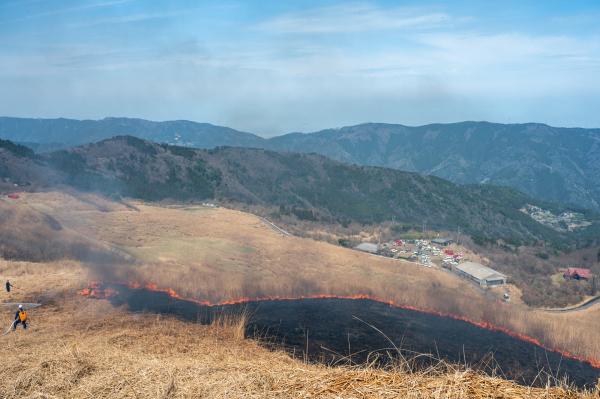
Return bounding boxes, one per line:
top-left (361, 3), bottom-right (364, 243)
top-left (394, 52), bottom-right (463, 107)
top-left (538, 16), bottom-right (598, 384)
top-left (563, 267), bottom-right (592, 280)
top-left (350, 238), bottom-right (511, 288)
top-left (454, 261), bottom-right (507, 287)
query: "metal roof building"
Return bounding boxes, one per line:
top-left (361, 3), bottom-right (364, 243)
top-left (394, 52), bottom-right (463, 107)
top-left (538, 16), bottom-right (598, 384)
top-left (354, 242), bottom-right (379, 254)
top-left (454, 261), bottom-right (507, 287)
top-left (432, 238), bottom-right (454, 246)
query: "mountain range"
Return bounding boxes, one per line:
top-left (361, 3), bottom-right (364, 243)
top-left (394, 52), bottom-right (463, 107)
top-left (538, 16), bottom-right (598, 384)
top-left (1, 117), bottom-right (600, 211)
top-left (2, 135), bottom-right (599, 248)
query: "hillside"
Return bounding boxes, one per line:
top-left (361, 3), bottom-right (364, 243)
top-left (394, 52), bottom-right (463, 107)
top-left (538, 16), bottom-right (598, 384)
top-left (44, 136), bottom-right (600, 246)
top-left (2, 118), bottom-right (600, 211)
top-left (268, 122), bottom-right (600, 211)
top-left (0, 193), bottom-right (599, 396)
top-left (1, 136), bottom-right (598, 247)
top-left (1, 260), bottom-right (595, 398)
top-left (4, 192), bottom-right (600, 364)
top-left (0, 139), bottom-right (63, 191)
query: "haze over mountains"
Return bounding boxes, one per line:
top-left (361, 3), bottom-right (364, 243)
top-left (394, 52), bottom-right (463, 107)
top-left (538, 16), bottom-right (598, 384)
top-left (1, 117), bottom-right (600, 211)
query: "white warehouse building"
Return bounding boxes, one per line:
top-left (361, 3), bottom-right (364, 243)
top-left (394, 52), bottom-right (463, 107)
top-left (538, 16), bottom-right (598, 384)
top-left (454, 262), bottom-right (507, 287)
top-left (354, 242), bottom-right (379, 254)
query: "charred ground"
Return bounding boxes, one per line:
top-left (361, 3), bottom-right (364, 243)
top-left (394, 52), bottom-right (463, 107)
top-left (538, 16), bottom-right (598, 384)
top-left (102, 284), bottom-right (600, 388)
top-left (1, 259), bottom-right (596, 398)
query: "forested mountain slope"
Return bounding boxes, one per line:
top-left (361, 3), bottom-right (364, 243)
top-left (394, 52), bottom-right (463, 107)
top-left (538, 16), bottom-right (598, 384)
top-left (3, 135), bottom-right (592, 247)
top-left (3, 117), bottom-right (599, 211)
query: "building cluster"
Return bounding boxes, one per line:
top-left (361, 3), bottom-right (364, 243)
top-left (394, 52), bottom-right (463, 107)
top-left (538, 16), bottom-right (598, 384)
top-left (355, 237), bottom-right (461, 266)
top-left (353, 237), bottom-right (596, 290)
top-left (353, 237), bottom-right (507, 287)
top-left (520, 204), bottom-right (592, 232)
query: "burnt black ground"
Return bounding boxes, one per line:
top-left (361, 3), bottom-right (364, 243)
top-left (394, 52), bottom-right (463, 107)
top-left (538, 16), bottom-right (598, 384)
top-left (107, 285), bottom-right (600, 388)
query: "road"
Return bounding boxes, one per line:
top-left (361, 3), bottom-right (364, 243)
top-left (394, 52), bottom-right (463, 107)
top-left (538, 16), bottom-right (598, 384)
top-left (542, 295), bottom-right (600, 313)
top-left (259, 217), bottom-right (291, 236)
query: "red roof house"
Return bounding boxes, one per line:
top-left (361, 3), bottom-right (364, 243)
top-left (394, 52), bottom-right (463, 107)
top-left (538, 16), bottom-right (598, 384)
top-left (563, 268), bottom-right (592, 280)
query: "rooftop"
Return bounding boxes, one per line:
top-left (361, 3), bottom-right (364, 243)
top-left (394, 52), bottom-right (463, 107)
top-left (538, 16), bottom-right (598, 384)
top-left (455, 262), bottom-right (507, 281)
top-left (355, 243), bottom-right (379, 253)
top-left (565, 268), bottom-right (592, 278)
top-left (432, 238), bottom-right (453, 244)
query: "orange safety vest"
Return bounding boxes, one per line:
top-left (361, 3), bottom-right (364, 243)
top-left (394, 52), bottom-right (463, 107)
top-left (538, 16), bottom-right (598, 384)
top-left (18, 310), bottom-right (27, 322)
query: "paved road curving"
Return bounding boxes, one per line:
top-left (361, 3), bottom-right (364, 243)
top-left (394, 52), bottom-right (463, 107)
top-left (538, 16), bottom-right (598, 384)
top-left (542, 295), bottom-right (600, 313)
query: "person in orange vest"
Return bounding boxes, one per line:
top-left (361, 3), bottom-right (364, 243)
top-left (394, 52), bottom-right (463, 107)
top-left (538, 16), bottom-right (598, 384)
top-left (13, 304), bottom-right (27, 330)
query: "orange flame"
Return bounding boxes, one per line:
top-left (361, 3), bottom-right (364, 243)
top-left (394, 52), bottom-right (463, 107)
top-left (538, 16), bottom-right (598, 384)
top-left (79, 281), bottom-right (600, 369)
top-left (78, 281), bottom-right (119, 299)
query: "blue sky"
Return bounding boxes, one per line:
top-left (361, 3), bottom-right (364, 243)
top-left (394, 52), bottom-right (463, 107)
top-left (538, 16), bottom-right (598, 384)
top-left (1, 0), bottom-right (599, 135)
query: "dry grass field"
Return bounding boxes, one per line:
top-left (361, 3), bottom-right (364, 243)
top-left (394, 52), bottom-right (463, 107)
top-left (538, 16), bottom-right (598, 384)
top-left (1, 191), bottom-right (600, 382)
top-left (20, 192), bottom-right (488, 308)
top-left (0, 260), bottom-right (597, 398)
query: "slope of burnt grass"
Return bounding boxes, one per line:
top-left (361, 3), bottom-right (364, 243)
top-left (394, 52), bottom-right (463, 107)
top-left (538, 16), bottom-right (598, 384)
top-left (106, 285), bottom-right (600, 388)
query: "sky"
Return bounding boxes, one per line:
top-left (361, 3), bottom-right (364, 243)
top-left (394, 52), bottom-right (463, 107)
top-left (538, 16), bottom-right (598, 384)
top-left (1, 0), bottom-right (599, 136)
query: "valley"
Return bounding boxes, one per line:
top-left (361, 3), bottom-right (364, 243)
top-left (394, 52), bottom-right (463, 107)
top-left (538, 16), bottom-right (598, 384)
top-left (2, 192), bottom-right (600, 371)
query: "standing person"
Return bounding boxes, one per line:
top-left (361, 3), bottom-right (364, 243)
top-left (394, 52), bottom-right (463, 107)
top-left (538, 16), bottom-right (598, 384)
top-left (13, 305), bottom-right (27, 330)
top-left (5, 280), bottom-right (13, 293)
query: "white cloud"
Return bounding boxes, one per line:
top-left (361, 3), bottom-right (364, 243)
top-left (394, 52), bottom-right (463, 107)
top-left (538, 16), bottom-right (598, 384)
top-left (257, 3), bottom-right (450, 34)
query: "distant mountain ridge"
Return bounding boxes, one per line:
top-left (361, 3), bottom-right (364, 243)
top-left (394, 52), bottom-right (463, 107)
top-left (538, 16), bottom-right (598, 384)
top-left (0, 117), bottom-right (263, 149)
top-left (2, 117), bottom-right (600, 211)
top-left (270, 122), bottom-right (600, 211)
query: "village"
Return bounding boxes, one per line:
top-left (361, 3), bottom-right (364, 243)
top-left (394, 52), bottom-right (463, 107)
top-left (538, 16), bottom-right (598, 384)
top-left (353, 236), bottom-right (596, 301)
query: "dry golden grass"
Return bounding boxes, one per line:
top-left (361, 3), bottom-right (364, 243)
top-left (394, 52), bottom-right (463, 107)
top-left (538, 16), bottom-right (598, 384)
top-left (21, 192), bottom-right (487, 307)
top-left (8, 191), bottom-right (600, 365)
top-left (0, 278), bottom-right (596, 398)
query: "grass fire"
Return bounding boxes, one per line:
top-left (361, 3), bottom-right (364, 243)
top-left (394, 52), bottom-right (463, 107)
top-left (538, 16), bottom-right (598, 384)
top-left (79, 280), bottom-right (600, 387)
